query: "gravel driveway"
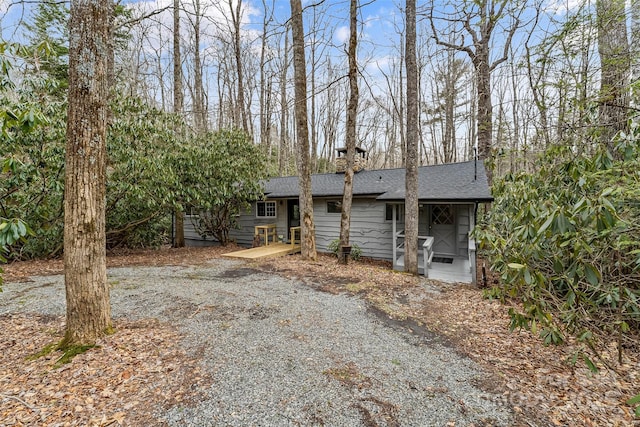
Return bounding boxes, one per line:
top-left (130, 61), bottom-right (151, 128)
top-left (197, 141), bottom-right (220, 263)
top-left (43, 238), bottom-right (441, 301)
top-left (1, 258), bottom-right (513, 426)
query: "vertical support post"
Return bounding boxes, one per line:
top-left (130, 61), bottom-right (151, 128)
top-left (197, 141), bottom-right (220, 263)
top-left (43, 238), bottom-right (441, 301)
top-left (392, 204), bottom-right (397, 269)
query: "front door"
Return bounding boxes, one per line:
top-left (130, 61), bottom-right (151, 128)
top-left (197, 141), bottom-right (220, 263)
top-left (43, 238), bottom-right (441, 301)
top-left (430, 204), bottom-right (456, 256)
top-left (287, 199), bottom-right (300, 240)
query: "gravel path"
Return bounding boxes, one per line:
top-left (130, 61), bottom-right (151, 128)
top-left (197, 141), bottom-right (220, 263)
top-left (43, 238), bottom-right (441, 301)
top-left (1, 258), bottom-right (513, 426)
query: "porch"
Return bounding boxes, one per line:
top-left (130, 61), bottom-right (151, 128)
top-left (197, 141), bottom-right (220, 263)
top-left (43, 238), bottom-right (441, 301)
top-left (392, 233), bottom-right (476, 283)
top-left (389, 202), bottom-right (477, 284)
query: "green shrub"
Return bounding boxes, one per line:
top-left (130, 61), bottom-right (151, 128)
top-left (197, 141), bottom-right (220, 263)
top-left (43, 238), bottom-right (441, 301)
top-left (327, 239), bottom-right (362, 261)
top-left (475, 128), bottom-right (640, 367)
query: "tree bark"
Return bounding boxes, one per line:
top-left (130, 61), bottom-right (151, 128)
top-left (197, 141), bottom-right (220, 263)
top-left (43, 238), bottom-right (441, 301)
top-left (193, 0), bottom-right (207, 132)
top-left (230, 0), bottom-right (249, 134)
top-left (64, 0), bottom-right (112, 345)
top-left (404, 0), bottom-right (419, 275)
top-left (290, 0), bottom-right (317, 260)
top-left (278, 26), bottom-right (289, 175)
top-left (339, 0), bottom-right (358, 264)
top-left (259, 0), bottom-right (274, 151)
top-left (173, 0), bottom-right (185, 248)
top-left (596, 0), bottom-right (630, 154)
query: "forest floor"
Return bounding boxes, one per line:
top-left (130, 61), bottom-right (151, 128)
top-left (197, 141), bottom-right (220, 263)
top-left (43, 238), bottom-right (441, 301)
top-left (1, 245), bottom-right (639, 426)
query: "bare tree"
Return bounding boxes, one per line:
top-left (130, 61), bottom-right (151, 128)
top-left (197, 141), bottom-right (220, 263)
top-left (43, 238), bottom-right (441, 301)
top-left (428, 0), bottom-right (524, 181)
top-left (632, 0), bottom-right (640, 106)
top-left (596, 0), bottom-right (630, 153)
top-left (63, 0), bottom-right (112, 345)
top-left (290, 0), bottom-right (317, 260)
top-left (173, 0), bottom-right (185, 248)
top-left (404, 0), bottom-right (419, 274)
top-left (338, 0), bottom-right (358, 264)
top-left (277, 25), bottom-right (290, 174)
top-left (229, 0), bottom-right (249, 133)
top-left (183, 0), bottom-right (207, 132)
top-left (259, 0), bottom-right (275, 150)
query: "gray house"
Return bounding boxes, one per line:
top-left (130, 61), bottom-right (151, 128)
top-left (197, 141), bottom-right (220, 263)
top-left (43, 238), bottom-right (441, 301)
top-left (184, 158), bottom-right (492, 284)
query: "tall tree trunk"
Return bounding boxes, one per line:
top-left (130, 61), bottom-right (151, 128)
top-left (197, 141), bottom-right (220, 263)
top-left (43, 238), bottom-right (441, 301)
top-left (398, 40), bottom-right (406, 166)
top-left (339, 0), bottom-right (358, 264)
top-left (259, 0), bottom-right (274, 150)
top-left (632, 0), bottom-right (639, 106)
top-left (596, 0), bottom-right (630, 154)
top-left (173, 0), bottom-right (185, 248)
top-left (193, 0), bottom-right (207, 132)
top-left (404, 0), bottom-right (419, 275)
top-left (289, 0), bottom-right (317, 260)
top-left (230, 0), bottom-right (249, 134)
top-left (475, 47), bottom-right (492, 163)
top-left (429, 0), bottom-right (522, 182)
top-left (278, 27), bottom-right (289, 175)
top-left (64, 0), bottom-right (112, 346)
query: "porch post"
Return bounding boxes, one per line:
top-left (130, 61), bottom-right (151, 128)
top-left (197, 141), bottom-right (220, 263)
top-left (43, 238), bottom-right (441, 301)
top-left (392, 204), bottom-right (397, 269)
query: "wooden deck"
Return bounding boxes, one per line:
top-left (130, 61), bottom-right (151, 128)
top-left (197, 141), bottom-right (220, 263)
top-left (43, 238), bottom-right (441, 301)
top-left (223, 242), bottom-right (301, 260)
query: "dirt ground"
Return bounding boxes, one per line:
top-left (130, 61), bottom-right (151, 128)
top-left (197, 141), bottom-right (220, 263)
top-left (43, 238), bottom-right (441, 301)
top-left (2, 246), bottom-right (639, 426)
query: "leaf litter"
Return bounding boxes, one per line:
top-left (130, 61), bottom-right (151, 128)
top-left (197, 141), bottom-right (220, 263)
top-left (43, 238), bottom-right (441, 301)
top-left (2, 246), bottom-right (639, 426)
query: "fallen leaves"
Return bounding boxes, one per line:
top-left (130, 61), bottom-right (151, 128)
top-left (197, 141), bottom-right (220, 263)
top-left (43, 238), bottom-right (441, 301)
top-left (0, 314), bottom-right (210, 426)
top-left (255, 253), bottom-right (640, 427)
top-left (3, 244), bottom-right (242, 282)
top-left (3, 247), bottom-right (639, 426)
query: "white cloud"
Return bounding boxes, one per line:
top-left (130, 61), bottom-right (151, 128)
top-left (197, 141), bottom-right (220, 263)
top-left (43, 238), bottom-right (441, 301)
top-left (333, 25), bottom-right (349, 45)
top-left (543, 0), bottom-right (587, 15)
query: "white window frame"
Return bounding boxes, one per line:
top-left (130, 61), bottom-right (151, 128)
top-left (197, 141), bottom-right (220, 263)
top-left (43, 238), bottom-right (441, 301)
top-left (256, 201), bottom-right (277, 218)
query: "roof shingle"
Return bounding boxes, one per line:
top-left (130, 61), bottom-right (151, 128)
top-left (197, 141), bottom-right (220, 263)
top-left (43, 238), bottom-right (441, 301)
top-left (263, 160), bottom-right (492, 202)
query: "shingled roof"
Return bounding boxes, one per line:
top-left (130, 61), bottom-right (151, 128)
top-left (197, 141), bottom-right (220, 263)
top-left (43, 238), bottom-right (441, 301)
top-left (263, 160), bottom-right (492, 202)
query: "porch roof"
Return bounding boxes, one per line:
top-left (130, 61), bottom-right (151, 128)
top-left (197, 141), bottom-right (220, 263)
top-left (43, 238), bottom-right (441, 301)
top-left (263, 160), bottom-right (492, 202)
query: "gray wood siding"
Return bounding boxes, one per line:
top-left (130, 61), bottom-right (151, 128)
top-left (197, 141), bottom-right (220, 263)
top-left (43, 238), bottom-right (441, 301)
top-left (184, 200), bottom-right (476, 262)
top-left (184, 202), bottom-right (288, 247)
top-left (183, 214), bottom-right (217, 246)
top-left (455, 205), bottom-right (472, 257)
top-left (228, 201), bottom-right (288, 246)
top-left (313, 198), bottom-right (394, 259)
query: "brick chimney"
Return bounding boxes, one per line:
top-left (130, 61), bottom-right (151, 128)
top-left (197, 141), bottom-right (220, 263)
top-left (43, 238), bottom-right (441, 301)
top-left (335, 147), bottom-right (368, 173)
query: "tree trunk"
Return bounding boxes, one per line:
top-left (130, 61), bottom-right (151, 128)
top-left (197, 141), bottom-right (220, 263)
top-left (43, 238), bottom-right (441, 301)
top-left (173, 0), bottom-right (185, 248)
top-left (193, 0), bottom-right (207, 132)
top-left (64, 0), bottom-right (112, 345)
top-left (632, 0), bottom-right (639, 106)
top-left (404, 0), bottom-right (419, 275)
top-left (339, 0), bottom-right (358, 264)
top-left (278, 26), bottom-right (289, 175)
top-left (428, 0), bottom-right (522, 182)
top-left (230, 0), bottom-right (249, 134)
top-left (289, 0), bottom-right (317, 260)
top-left (259, 0), bottom-right (274, 150)
top-left (475, 48), bottom-right (492, 163)
top-left (596, 0), bottom-right (630, 154)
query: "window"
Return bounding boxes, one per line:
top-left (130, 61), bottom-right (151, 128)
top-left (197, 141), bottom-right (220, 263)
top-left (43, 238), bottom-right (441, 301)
top-left (385, 204), bottom-right (404, 221)
top-left (327, 200), bottom-right (342, 214)
top-left (431, 205), bottom-right (454, 225)
top-left (256, 201), bottom-right (276, 218)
